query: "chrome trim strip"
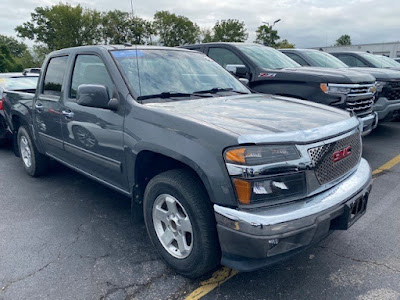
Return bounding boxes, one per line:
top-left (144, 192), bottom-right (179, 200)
top-left (215, 158), bottom-right (371, 228)
top-left (327, 83), bottom-right (375, 88)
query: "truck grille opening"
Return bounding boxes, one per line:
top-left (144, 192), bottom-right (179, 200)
top-left (382, 82), bottom-right (400, 100)
top-left (308, 132), bottom-right (361, 185)
top-left (346, 85), bottom-right (375, 117)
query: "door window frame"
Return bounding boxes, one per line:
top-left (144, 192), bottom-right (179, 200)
top-left (40, 55), bottom-right (69, 102)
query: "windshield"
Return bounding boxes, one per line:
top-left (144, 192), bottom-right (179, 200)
top-left (111, 49), bottom-right (250, 99)
top-left (360, 52), bottom-right (399, 68)
top-left (0, 76), bottom-right (38, 91)
top-left (375, 55), bottom-right (400, 68)
top-left (236, 44), bottom-right (301, 69)
top-left (303, 50), bottom-right (349, 68)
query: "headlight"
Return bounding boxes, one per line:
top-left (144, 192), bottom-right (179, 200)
top-left (232, 173), bottom-right (307, 205)
top-left (320, 83), bottom-right (351, 94)
top-left (224, 145), bottom-right (305, 205)
top-left (376, 81), bottom-right (387, 92)
top-left (224, 145), bottom-right (300, 166)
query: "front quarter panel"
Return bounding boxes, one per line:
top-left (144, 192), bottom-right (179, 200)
top-left (123, 98), bottom-right (239, 207)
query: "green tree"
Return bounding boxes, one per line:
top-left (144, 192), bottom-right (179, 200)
top-left (254, 24), bottom-right (280, 47)
top-left (101, 11), bottom-right (155, 45)
top-left (153, 11), bottom-right (200, 46)
top-left (0, 35), bottom-right (28, 58)
top-left (335, 34), bottom-right (351, 46)
top-left (200, 28), bottom-right (213, 43)
top-left (0, 45), bottom-right (23, 72)
top-left (276, 39), bottom-right (295, 49)
top-left (129, 16), bottom-right (155, 45)
top-left (102, 10), bottom-right (130, 44)
top-left (211, 19), bottom-right (248, 42)
top-left (15, 3), bottom-right (103, 51)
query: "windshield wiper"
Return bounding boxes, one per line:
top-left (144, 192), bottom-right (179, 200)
top-left (193, 87), bottom-right (248, 95)
top-left (193, 87), bottom-right (233, 94)
top-left (137, 92), bottom-right (192, 101)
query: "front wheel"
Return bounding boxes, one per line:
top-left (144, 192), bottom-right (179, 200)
top-left (17, 126), bottom-right (48, 177)
top-left (143, 169), bottom-right (220, 278)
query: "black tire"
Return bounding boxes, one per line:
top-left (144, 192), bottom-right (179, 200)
top-left (143, 169), bottom-right (220, 278)
top-left (17, 126), bottom-right (48, 177)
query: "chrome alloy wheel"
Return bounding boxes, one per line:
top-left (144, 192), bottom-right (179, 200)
top-left (20, 135), bottom-right (32, 168)
top-left (152, 194), bottom-right (193, 259)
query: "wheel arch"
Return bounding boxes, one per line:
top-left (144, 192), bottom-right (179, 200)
top-left (132, 149), bottom-right (214, 206)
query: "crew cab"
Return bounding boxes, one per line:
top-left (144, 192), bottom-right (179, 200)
top-left (180, 43), bottom-right (378, 135)
top-left (3, 45), bottom-right (372, 278)
top-left (0, 73), bottom-right (39, 144)
top-left (280, 49), bottom-right (400, 122)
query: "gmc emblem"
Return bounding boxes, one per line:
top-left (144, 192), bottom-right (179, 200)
top-left (332, 146), bottom-right (352, 162)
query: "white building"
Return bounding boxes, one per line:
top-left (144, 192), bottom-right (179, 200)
top-left (313, 42), bottom-right (400, 58)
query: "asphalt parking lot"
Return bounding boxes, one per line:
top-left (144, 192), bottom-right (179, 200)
top-left (0, 122), bottom-right (399, 300)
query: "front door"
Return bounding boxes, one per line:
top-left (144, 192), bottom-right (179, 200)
top-left (61, 53), bottom-right (127, 191)
top-left (34, 56), bottom-right (69, 157)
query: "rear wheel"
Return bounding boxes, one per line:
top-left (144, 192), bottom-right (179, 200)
top-left (143, 169), bottom-right (220, 278)
top-left (17, 126), bottom-right (48, 176)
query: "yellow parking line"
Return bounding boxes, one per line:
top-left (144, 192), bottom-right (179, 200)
top-left (372, 154), bottom-right (400, 175)
top-left (185, 267), bottom-right (238, 300)
top-left (186, 153), bottom-right (400, 300)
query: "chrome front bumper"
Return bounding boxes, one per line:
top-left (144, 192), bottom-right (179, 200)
top-left (214, 158), bottom-right (372, 271)
top-left (359, 112), bottom-right (378, 136)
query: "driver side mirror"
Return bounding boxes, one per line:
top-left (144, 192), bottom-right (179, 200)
top-left (77, 84), bottom-right (118, 111)
top-left (225, 64), bottom-right (248, 78)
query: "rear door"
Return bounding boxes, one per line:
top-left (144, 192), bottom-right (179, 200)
top-left (34, 56), bottom-right (68, 157)
top-left (60, 52), bottom-right (127, 191)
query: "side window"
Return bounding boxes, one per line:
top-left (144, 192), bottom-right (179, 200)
top-left (335, 55), bottom-right (353, 66)
top-left (70, 55), bottom-right (114, 100)
top-left (208, 48), bottom-right (245, 68)
top-left (285, 53), bottom-right (309, 66)
top-left (43, 56), bottom-right (68, 97)
top-left (353, 56), bottom-right (369, 67)
top-left (337, 55), bottom-right (368, 67)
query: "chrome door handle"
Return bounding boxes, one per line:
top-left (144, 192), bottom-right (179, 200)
top-left (62, 110), bottom-right (74, 119)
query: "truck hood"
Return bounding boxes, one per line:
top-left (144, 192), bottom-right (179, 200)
top-left (257, 66), bottom-right (375, 84)
top-left (348, 67), bottom-right (400, 81)
top-left (144, 94), bottom-right (355, 143)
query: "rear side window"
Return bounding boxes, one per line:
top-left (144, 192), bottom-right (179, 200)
top-left (43, 56), bottom-right (68, 96)
top-left (208, 48), bottom-right (245, 68)
top-left (70, 55), bottom-right (114, 100)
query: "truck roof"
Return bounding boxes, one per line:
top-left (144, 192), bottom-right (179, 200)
top-left (49, 44), bottom-right (194, 56)
top-left (181, 42), bottom-right (262, 46)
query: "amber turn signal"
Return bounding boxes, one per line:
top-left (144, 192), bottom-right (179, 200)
top-left (320, 83), bottom-right (328, 93)
top-left (232, 178), bottom-right (251, 205)
top-left (225, 148), bottom-right (246, 164)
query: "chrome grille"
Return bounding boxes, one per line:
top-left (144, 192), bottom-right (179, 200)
top-left (308, 132), bottom-right (361, 185)
top-left (346, 85), bottom-right (375, 116)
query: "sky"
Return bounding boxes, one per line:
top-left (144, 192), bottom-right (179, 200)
top-left (0, 0), bottom-right (399, 48)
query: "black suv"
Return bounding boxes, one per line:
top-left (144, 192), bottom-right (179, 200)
top-left (180, 43), bottom-right (378, 135)
top-left (280, 49), bottom-right (400, 121)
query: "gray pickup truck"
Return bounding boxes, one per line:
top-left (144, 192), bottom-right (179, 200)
top-left (3, 45), bottom-right (372, 278)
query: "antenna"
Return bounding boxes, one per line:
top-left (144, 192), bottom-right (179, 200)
top-left (130, 0), bottom-right (134, 18)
